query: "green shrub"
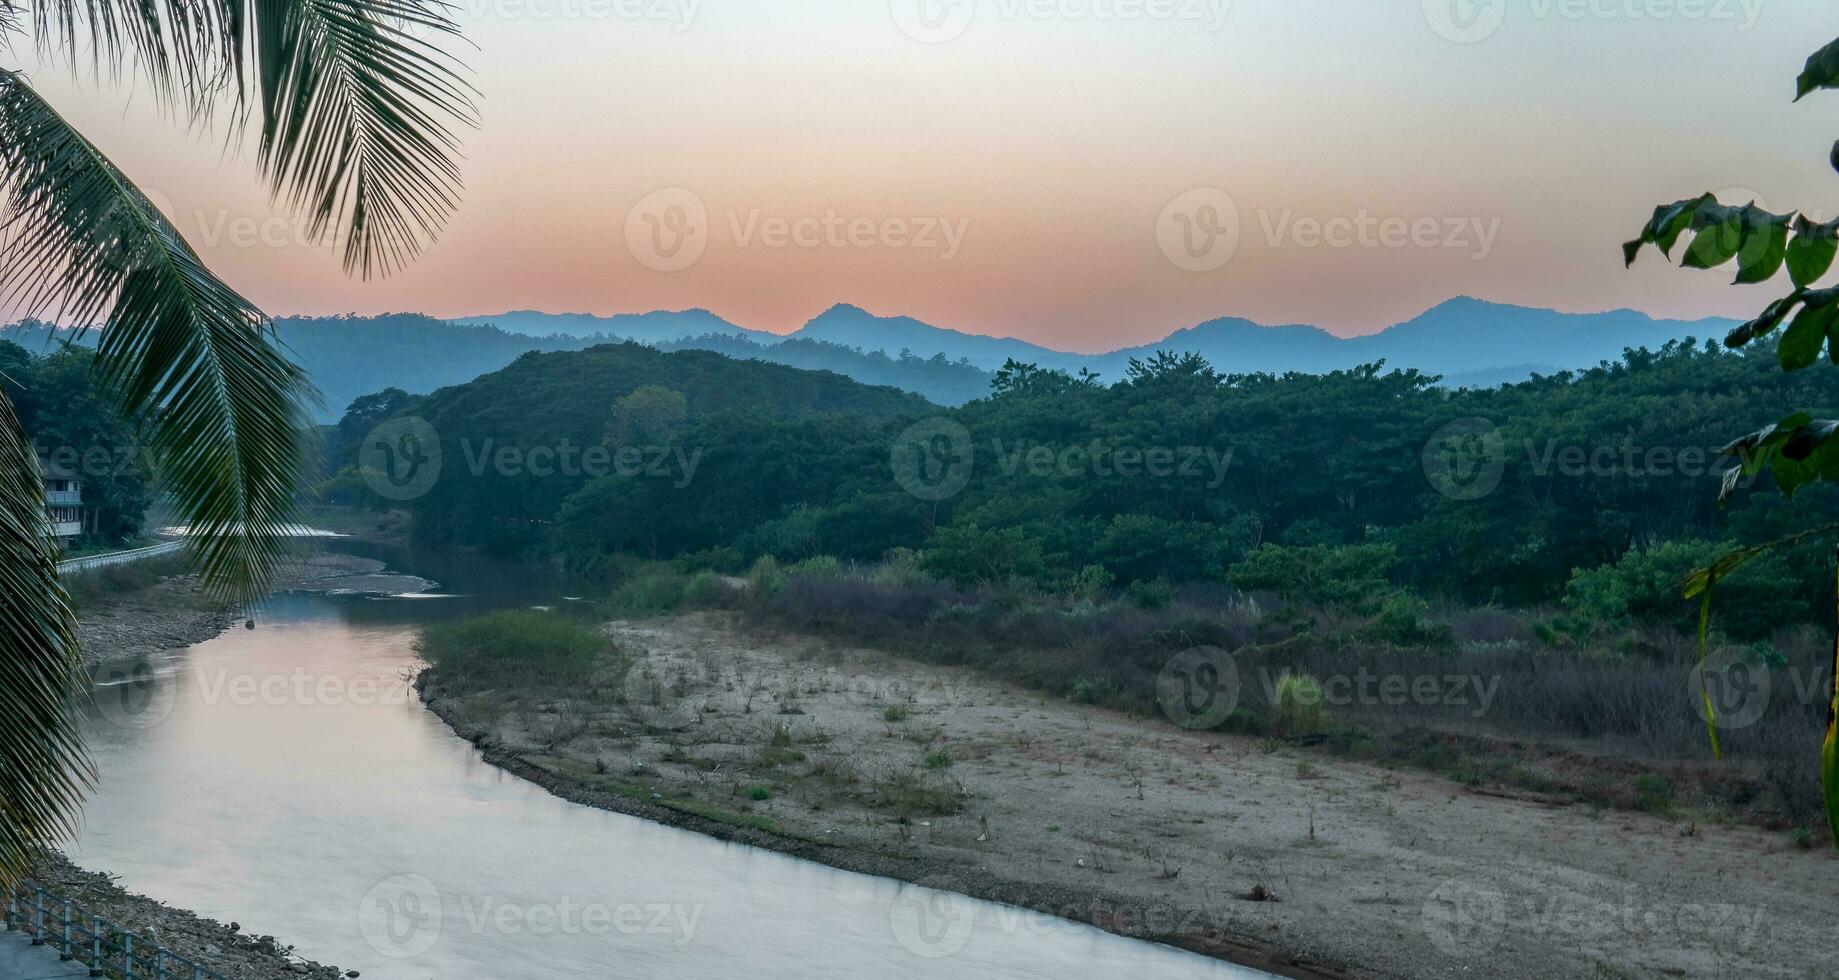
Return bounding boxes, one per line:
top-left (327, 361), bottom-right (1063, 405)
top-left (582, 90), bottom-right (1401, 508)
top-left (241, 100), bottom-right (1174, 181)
top-left (791, 555), bottom-right (843, 580)
top-left (921, 748), bottom-right (953, 770)
top-left (684, 570), bottom-right (732, 608)
top-left (1126, 577), bottom-right (1176, 610)
top-left (872, 548), bottom-right (931, 588)
top-left (1229, 542), bottom-right (1397, 615)
top-left (1069, 564), bottom-right (1114, 602)
top-left (1632, 773), bottom-right (1675, 814)
top-left (1361, 593), bottom-right (1454, 647)
top-left (608, 565), bottom-right (690, 617)
top-left (747, 555), bottom-right (787, 596)
top-left (1564, 540), bottom-right (1805, 641)
top-left (418, 610), bottom-right (606, 691)
top-left (1274, 671), bottom-right (1326, 735)
top-left (747, 785), bottom-right (772, 801)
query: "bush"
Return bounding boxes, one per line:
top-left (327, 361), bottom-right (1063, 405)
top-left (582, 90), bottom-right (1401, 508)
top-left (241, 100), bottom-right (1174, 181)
top-left (1361, 593), bottom-right (1455, 647)
top-left (1126, 578), bottom-right (1176, 610)
top-left (1230, 542), bottom-right (1397, 615)
top-left (747, 555), bottom-right (787, 596)
top-left (608, 565), bottom-right (690, 617)
top-left (684, 571), bottom-right (732, 608)
top-left (418, 610), bottom-right (606, 691)
top-left (872, 548), bottom-right (932, 589)
top-left (1564, 539), bottom-right (1805, 642)
top-left (790, 555), bottom-right (843, 581)
top-left (1632, 773), bottom-right (1675, 814)
top-left (1274, 671), bottom-right (1326, 735)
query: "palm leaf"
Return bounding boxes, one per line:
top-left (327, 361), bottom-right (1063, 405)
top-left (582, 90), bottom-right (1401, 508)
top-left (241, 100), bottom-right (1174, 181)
top-left (0, 389), bottom-right (90, 890)
top-left (0, 69), bottom-right (314, 600)
top-left (29, 0), bottom-right (476, 277)
top-left (1827, 546), bottom-right (1839, 849)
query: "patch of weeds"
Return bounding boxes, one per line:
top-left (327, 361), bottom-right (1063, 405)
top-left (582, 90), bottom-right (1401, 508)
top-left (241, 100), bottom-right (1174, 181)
top-left (1632, 773), bottom-right (1675, 815)
top-left (872, 772), bottom-right (962, 817)
top-left (882, 704), bottom-right (912, 723)
top-left (922, 748), bottom-right (954, 770)
top-left (747, 785), bottom-right (772, 801)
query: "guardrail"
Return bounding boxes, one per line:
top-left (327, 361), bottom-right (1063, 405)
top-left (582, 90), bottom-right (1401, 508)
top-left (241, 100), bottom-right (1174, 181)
top-left (57, 541), bottom-right (185, 576)
top-left (3, 879), bottom-right (230, 980)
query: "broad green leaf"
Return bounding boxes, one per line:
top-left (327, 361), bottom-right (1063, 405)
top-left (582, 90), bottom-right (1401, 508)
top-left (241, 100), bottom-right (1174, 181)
top-left (1624, 194), bottom-right (1714, 265)
top-left (1727, 294), bottom-right (1800, 348)
top-left (1798, 36), bottom-right (1839, 101)
top-left (1683, 204), bottom-right (1744, 270)
top-left (1735, 205), bottom-right (1792, 284)
top-left (1789, 215), bottom-right (1839, 286)
top-left (1780, 303), bottom-right (1836, 369)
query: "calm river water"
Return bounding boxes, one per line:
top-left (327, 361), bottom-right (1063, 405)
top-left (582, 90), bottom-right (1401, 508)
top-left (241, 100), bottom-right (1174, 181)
top-left (68, 542), bottom-right (1270, 979)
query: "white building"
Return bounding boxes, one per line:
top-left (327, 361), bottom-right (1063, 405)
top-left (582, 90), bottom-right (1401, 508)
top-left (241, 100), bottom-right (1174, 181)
top-left (41, 457), bottom-right (83, 543)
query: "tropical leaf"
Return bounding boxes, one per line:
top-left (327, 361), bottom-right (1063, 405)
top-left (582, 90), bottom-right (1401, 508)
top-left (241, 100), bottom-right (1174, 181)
top-left (251, 0), bottom-right (478, 277)
top-left (28, 0), bottom-right (477, 278)
top-left (0, 69), bottom-right (315, 599)
top-left (0, 389), bottom-right (90, 890)
top-left (1779, 302), bottom-right (1836, 370)
top-left (1798, 36), bottom-right (1839, 101)
top-left (1788, 214), bottom-right (1839, 287)
top-left (1734, 204), bottom-right (1792, 284)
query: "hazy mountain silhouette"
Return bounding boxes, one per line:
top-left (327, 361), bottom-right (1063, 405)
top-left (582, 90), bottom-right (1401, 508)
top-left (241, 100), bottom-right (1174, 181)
top-left (452, 309), bottom-right (776, 344)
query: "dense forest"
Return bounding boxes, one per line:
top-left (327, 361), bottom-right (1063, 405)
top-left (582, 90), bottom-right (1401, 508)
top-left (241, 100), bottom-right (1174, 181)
top-left (337, 343), bottom-right (933, 552)
top-left (0, 340), bottom-right (150, 544)
top-left (340, 337), bottom-right (1839, 640)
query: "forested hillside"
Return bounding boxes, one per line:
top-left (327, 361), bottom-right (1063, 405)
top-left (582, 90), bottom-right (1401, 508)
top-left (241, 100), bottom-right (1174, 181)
top-left (446, 339), bottom-right (1839, 636)
top-left (353, 344), bottom-right (933, 552)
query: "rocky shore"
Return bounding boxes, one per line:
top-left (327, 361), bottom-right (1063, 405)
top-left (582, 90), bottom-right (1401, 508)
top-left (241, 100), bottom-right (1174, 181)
top-left (30, 853), bottom-right (350, 980)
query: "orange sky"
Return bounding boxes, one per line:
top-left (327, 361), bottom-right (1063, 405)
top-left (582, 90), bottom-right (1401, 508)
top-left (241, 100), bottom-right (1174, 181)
top-left (10, 0), bottom-right (1826, 352)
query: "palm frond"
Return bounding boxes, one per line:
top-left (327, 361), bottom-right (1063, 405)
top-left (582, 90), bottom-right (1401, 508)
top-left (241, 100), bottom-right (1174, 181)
top-left (0, 69), bottom-right (314, 600)
top-left (28, 0), bottom-right (476, 278)
top-left (252, 0), bottom-right (476, 277)
top-left (0, 388), bottom-right (89, 890)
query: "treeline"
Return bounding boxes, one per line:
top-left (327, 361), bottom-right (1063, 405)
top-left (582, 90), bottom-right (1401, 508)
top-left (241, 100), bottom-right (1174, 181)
top-left (655, 333), bottom-right (992, 406)
top-left (0, 340), bottom-right (150, 544)
top-left (348, 337), bottom-right (1839, 638)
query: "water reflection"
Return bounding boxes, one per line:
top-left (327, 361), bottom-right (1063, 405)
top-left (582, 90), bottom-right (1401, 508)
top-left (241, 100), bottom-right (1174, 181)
top-left (70, 545), bottom-right (1267, 979)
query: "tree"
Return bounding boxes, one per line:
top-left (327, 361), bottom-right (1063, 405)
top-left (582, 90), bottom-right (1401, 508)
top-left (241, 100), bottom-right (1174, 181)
top-left (0, 0), bottom-right (474, 886)
top-left (605, 385), bottom-right (688, 448)
top-left (1623, 37), bottom-right (1839, 846)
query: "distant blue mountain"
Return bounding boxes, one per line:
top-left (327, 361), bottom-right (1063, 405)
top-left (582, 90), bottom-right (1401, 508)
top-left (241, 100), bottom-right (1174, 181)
top-left (787, 304), bottom-right (1078, 372)
top-left (452, 309), bottom-right (776, 344)
top-left (766, 297), bottom-right (1739, 382)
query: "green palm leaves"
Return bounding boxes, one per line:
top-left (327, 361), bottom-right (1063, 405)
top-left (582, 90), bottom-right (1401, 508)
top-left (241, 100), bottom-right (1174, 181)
top-left (0, 0), bottom-right (472, 886)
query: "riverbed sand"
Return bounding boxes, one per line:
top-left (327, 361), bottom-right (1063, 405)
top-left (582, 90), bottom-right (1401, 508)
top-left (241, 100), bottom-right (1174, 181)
top-left (423, 611), bottom-right (1838, 980)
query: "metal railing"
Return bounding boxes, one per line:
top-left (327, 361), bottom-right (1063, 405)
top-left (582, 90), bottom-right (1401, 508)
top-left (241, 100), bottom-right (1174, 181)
top-left (3, 879), bottom-right (230, 980)
top-left (57, 540), bottom-right (185, 575)
top-left (46, 490), bottom-right (82, 506)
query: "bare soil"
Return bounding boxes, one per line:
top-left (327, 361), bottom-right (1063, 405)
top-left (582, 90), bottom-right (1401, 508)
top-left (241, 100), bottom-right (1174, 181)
top-left (421, 611), bottom-right (1837, 980)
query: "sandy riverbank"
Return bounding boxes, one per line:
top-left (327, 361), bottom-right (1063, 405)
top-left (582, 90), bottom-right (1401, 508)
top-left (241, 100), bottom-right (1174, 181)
top-left (74, 550), bottom-right (428, 668)
top-left (420, 610), bottom-right (1838, 980)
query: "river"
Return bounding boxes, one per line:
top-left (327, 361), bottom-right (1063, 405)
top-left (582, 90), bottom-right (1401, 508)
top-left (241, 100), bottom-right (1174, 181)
top-left (68, 541), bottom-right (1271, 979)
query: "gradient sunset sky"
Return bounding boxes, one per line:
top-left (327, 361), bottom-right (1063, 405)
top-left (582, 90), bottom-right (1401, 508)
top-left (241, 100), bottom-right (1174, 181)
top-left (14, 0), bottom-right (1833, 351)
